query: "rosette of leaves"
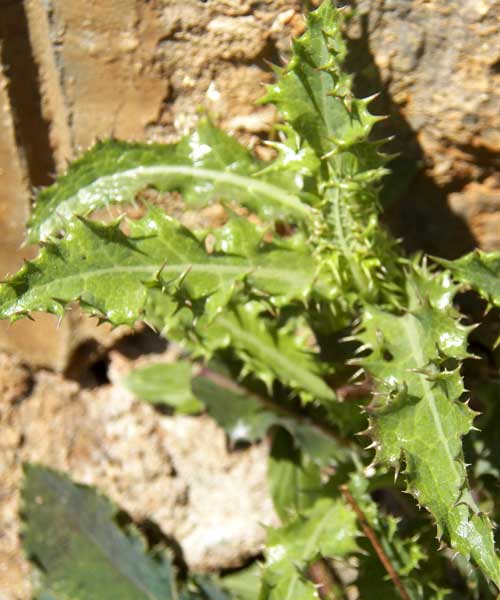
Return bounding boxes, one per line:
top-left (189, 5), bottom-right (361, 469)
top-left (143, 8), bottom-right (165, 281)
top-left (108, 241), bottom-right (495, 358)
top-left (3, 1), bottom-right (500, 597)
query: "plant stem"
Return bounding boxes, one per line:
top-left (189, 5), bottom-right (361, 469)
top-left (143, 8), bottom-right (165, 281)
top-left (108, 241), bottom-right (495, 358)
top-left (340, 485), bottom-right (411, 600)
top-left (198, 366), bottom-right (352, 447)
top-left (309, 559), bottom-right (348, 600)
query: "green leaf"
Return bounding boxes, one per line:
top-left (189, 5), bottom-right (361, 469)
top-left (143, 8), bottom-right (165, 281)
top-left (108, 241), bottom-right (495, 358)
top-left (22, 463), bottom-right (176, 600)
top-left (0, 208), bottom-right (316, 326)
top-left (29, 118), bottom-right (314, 243)
top-left (198, 304), bottom-right (335, 403)
top-left (262, 3), bottom-right (363, 160)
top-left (268, 428), bottom-right (321, 523)
top-left (144, 289), bottom-right (337, 402)
top-left (262, 1), bottom-right (403, 312)
top-left (124, 361), bottom-right (203, 414)
top-left (219, 564), bottom-right (261, 600)
top-left (259, 496), bottom-right (358, 599)
top-left (435, 250), bottom-right (500, 309)
top-left (358, 265), bottom-right (500, 586)
top-left (348, 472), bottom-right (448, 600)
top-left (189, 576), bottom-right (231, 600)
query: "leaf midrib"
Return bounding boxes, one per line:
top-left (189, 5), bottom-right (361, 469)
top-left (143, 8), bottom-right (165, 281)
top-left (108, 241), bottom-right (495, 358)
top-left (1, 262), bottom-right (307, 315)
top-left (35, 164), bottom-right (314, 240)
top-left (216, 314), bottom-right (333, 401)
top-left (402, 316), bottom-right (459, 480)
top-left (34, 472), bottom-right (166, 599)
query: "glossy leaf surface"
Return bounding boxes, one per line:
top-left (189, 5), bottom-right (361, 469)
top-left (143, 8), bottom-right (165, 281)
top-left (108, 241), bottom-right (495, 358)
top-left (28, 119), bottom-right (313, 243)
top-left (436, 250), bottom-right (500, 308)
top-left (358, 267), bottom-right (500, 585)
top-left (0, 208), bottom-right (315, 326)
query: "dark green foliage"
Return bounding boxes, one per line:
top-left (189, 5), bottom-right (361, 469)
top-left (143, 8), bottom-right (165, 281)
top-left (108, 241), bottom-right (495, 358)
top-left (3, 1), bottom-right (500, 597)
top-left (22, 464), bottom-right (178, 599)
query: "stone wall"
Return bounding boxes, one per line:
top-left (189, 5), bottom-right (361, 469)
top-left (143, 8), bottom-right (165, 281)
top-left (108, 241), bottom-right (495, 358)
top-left (0, 1), bottom-right (498, 597)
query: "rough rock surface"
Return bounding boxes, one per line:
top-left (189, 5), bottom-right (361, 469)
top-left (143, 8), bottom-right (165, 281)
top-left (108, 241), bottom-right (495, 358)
top-left (347, 0), bottom-right (500, 256)
top-left (0, 0), bottom-right (498, 596)
top-left (0, 350), bottom-right (275, 599)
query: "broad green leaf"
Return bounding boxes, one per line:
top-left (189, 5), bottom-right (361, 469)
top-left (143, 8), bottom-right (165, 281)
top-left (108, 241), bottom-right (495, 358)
top-left (0, 208), bottom-right (316, 326)
top-left (22, 463), bottom-right (176, 600)
top-left (358, 266), bottom-right (500, 586)
top-left (436, 250), bottom-right (500, 308)
top-left (259, 497), bottom-right (358, 599)
top-left (268, 428), bottom-right (321, 522)
top-left (219, 564), bottom-right (261, 600)
top-left (124, 361), bottom-right (202, 413)
top-left (28, 118), bottom-right (314, 243)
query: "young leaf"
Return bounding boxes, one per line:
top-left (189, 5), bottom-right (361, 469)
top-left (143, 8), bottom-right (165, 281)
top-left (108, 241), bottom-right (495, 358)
top-left (262, 0), bottom-right (403, 312)
top-left (435, 250), bottom-right (500, 309)
top-left (358, 266), bottom-right (500, 586)
top-left (259, 497), bottom-right (358, 599)
top-left (124, 361), bottom-right (203, 414)
top-left (267, 428), bottom-right (321, 522)
top-left (22, 463), bottom-right (176, 600)
top-left (28, 118), bottom-right (314, 243)
top-left (262, 3), bottom-right (358, 160)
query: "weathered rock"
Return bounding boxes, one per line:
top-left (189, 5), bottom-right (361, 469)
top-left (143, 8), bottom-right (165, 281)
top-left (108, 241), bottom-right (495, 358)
top-left (448, 176), bottom-right (500, 251)
top-left (348, 0), bottom-right (500, 254)
top-left (0, 32), bottom-right (72, 371)
top-left (0, 350), bottom-right (276, 598)
top-left (0, 1), bottom-right (499, 596)
top-left (42, 0), bottom-right (302, 147)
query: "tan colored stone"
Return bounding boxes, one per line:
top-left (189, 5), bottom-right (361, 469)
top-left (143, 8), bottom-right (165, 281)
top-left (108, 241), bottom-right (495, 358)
top-left (449, 177), bottom-right (500, 251)
top-left (0, 351), bottom-right (275, 598)
top-left (0, 59), bottom-right (74, 370)
top-left (0, 67), bottom-right (30, 280)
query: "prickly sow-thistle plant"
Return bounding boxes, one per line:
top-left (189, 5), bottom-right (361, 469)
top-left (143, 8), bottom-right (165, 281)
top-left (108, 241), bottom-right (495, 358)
top-left (5, 2), bottom-right (500, 598)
